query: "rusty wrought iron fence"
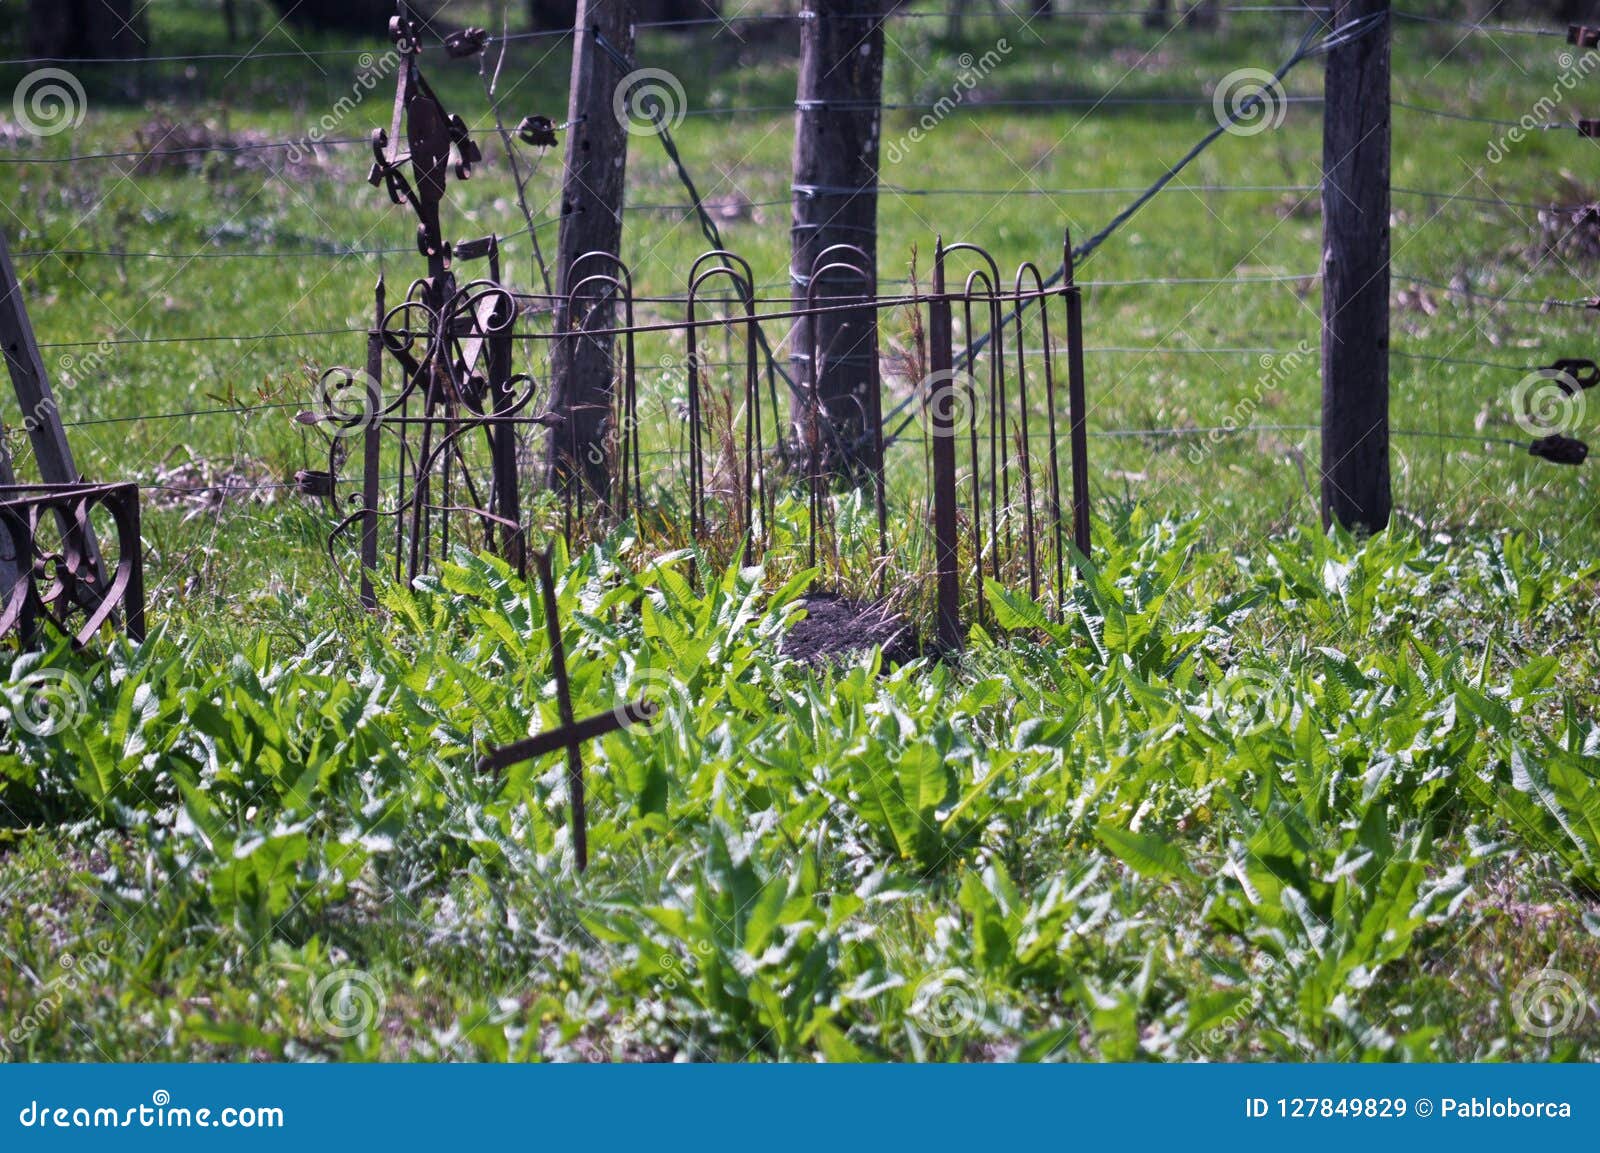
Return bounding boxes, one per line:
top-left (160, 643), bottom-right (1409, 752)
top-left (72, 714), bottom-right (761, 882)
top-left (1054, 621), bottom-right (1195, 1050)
top-left (311, 230), bottom-right (1092, 648)
top-left (0, 482), bottom-right (145, 647)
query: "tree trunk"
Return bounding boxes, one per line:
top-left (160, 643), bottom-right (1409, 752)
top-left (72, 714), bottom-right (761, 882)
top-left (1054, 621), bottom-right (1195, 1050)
top-left (789, 0), bottom-right (884, 479)
top-left (261, 0), bottom-right (401, 33)
top-left (546, 0), bottom-right (635, 506)
top-left (530, 0), bottom-right (579, 29)
top-left (531, 0), bottom-right (705, 28)
top-left (1185, 0), bottom-right (1220, 29)
top-left (27, 0), bottom-right (145, 58)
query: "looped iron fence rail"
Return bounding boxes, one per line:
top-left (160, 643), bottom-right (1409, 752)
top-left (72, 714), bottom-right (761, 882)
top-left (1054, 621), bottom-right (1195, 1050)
top-left (313, 230), bottom-right (1092, 647)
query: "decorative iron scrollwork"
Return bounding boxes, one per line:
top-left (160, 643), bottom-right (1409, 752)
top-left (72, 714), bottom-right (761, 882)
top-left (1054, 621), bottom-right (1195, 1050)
top-left (0, 482), bottom-right (144, 648)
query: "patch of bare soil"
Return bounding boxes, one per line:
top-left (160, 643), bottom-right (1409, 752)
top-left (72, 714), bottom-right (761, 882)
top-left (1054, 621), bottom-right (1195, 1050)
top-left (781, 593), bottom-right (919, 667)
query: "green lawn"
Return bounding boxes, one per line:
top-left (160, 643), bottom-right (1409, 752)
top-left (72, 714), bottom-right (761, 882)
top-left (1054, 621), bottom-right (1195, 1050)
top-left (3, 2), bottom-right (1600, 1061)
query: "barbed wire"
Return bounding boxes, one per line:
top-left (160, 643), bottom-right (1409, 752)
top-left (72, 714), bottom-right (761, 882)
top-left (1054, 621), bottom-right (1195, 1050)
top-left (1393, 99), bottom-right (1574, 130)
top-left (1394, 274), bottom-right (1596, 311)
top-left (1391, 9), bottom-right (1568, 39)
top-left (1391, 185), bottom-right (1596, 214)
top-left (2, 5), bottom-right (1588, 502)
top-left (0, 5), bottom-right (1333, 67)
top-left (0, 138), bottom-right (368, 166)
top-left (0, 91), bottom-right (1323, 170)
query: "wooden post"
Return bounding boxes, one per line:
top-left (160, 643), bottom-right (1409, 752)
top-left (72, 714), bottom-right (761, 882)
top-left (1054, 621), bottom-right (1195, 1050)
top-left (1320, 0), bottom-right (1391, 533)
top-left (0, 227), bottom-right (104, 589)
top-left (790, 0), bottom-right (884, 477)
top-left (547, 0), bottom-right (634, 508)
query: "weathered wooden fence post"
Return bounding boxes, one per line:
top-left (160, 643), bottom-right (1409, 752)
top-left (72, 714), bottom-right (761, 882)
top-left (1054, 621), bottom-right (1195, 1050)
top-left (1320, 0), bottom-right (1391, 533)
top-left (548, 0), bottom-right (635, 508)
top-left (0, 227), bottom-right (105, 592)
top-left (790, 0), bottom-right (884, 477)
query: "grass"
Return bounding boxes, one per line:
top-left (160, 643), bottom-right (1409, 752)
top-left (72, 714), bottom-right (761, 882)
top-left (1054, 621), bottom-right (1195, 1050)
top-left (5, 511), bottom-right (1600, 1060)
top-left (3, 1), bottom-right (1600, 1060)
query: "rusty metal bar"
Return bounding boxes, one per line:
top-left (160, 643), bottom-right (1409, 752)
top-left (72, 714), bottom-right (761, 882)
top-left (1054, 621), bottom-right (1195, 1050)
top-left (361, 277), bottom-right (385, 610)
top-left (1062, 229), bottom-right (1092, 562)
top-left (478, 696), bottom-right (656, 774)
top-left (535, 547), bottom-right (587, 871)
top-left (486, 299), bottom-right (523, 573)
top-left (929, 239), bottom-right (961, 650)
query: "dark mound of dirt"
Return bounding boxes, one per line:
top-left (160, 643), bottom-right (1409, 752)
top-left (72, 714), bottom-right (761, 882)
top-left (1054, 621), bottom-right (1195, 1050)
top-left (781, 593), bottom-right (919, 668)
